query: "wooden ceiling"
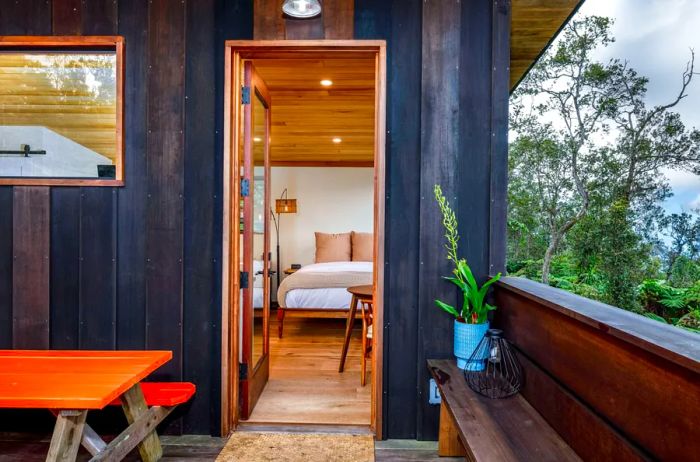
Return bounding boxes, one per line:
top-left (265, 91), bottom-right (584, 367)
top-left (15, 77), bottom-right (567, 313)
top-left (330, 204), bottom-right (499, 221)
top-left (510, 0), bottom-right (584, 89)
top-left (0, 53), bottom-right (117, 160)
top-left (252, 57), bottom-right (375, 166)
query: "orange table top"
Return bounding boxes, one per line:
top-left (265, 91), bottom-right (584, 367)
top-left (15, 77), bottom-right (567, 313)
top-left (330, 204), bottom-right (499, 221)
top-left (0, 350), bottom-right (172, 410)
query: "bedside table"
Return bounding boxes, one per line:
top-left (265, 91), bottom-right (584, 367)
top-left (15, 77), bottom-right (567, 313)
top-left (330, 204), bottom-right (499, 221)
top-left (284, 267), bottom-right (299, 275)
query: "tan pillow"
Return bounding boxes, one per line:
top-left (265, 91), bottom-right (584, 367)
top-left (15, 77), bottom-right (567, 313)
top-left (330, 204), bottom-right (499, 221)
top-left (315, 232), bottom-right (352, 263)
top-left (351, 232), bottom-right (373, 262)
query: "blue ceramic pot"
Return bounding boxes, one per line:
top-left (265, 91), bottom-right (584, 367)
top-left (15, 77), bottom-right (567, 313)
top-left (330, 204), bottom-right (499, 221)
top-left (454, 320), bottom-right (489, 370)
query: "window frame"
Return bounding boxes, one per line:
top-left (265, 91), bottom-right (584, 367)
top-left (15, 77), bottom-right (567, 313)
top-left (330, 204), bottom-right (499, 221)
top-left (0, 35), bottom-right (125, 187)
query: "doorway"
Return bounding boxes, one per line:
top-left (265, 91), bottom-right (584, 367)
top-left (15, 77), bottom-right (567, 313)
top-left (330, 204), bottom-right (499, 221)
top-left (221, 41), bottom-right (386, 437)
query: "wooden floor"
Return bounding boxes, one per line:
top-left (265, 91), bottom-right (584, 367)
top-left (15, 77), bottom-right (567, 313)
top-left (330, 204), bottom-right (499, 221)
top-left (246, 315), bottom-right (371, 425)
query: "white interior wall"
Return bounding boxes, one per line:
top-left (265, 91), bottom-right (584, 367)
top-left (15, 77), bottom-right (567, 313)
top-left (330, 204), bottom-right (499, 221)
top-left (270, 166), bottom-right (374, 295)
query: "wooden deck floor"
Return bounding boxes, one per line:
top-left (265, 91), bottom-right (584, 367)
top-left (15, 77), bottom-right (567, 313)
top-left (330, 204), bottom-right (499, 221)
top-left (246, 315), bottom-right (371, 425)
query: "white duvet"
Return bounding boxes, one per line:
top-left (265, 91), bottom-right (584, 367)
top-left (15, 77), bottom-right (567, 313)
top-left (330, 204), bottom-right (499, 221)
top-left (284, 261), bottom-right (373, 309)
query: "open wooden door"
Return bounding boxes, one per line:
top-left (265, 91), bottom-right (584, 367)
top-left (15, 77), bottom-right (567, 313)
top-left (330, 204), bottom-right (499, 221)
top-left (239, 62), bottom-right (271, 420)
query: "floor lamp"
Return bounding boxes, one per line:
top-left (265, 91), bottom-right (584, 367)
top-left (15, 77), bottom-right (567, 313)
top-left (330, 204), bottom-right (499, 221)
top-left (271, 188), bottom-right (297, 291)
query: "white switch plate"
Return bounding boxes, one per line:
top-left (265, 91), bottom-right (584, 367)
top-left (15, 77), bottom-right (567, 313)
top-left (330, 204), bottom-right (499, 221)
top-left (428, 378), bottom-right (441, 405)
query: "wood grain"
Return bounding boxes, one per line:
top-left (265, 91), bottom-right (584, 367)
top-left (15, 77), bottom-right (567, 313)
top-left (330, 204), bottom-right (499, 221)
top-left (495, 280), bottom-right (699, 460)
top-left (0, 187), bottom-right (12, 348)
top-left (254, 0), bottom-right (285, 39)
top-left (52, 0), bottom-right (82, 35)
top-left (323, 0), bottom-right (354, 39)
top-left (12, 187), bottom-right (50, 349)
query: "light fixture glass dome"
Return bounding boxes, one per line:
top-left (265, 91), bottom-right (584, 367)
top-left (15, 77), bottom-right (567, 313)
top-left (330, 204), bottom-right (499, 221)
top-left (282, 0), bottom-right (322, 19)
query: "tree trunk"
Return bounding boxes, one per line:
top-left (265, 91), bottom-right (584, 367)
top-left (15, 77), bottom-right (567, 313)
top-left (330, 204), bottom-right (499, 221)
top-left (542, 234), bottom-right (560, 285)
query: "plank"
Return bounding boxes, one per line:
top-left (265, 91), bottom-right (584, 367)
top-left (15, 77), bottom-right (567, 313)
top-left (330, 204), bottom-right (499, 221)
top-left (183, 0), bottom-right (218, 434)
top-left (253, 0), bottom-right (284, 39)
top-left (428, 359), bottom-right (580, 461)
top-left (46, 410), bottom-right (87, 462)
top-left (0, 187), bottom-right (12, 348)
top-left (81, 0), bottom-right (119, 35)
top-left (12, 187), bottom-right (50, 349)
top-left (284, 17), bottom-right (324, 39)
top-left (50, 188), bottom-right (80, 349)
top-left (0, 0), bottom-right (51, 34)
top-left (146, 0), bottom-right (186, 381)
top-left (120, 384), bottom-right (164, 462)
top-left (52, 0), bottom-right (83, 35)
top-left (417, 0), bottom-right (462, 440)
top-left (323, 0), bottom-right (354, 39)
top-left (489, 0), bottom-right (511, 275)
top-left (79, 188), bottom-right (117, 349)
top-left (495, 283), bottom-right (700, 460)
top-left (116, 0), bottom-right (149, 350)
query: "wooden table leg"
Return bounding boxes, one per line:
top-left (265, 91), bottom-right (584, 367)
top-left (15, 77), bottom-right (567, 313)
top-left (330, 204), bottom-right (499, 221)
top-left (438, 401), bottom-right (467, 457)
top-left (339, 294), bottom-right (358, 372)
top-left (46, 410), bottom-right (87, 462)
top-left (120, 383), bottom-right (163, 462)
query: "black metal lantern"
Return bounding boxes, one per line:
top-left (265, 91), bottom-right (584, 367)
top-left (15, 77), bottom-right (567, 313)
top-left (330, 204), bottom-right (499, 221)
top-left (464, 329), bottom-right (522, 399)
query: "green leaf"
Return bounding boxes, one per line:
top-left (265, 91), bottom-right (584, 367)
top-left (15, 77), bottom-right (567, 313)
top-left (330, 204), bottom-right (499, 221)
top-left (435, 300), bottom-right (460, 318)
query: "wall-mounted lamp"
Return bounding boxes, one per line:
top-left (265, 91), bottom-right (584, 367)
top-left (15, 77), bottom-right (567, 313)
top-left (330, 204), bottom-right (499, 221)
top-left (282, 0), bottom-right (322, 19)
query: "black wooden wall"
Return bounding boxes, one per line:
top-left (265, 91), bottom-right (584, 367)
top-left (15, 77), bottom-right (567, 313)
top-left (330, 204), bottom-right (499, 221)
top-left (0, 0), bottom-right (508, 439)
top-left (0, 0), bottom-right (252, 435)
top-left (353, 0), bottom-right (510, 440)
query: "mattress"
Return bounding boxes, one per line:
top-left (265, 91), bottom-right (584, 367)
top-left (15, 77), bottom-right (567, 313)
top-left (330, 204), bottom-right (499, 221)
top-left (283, 261), bottom-right (373, 310)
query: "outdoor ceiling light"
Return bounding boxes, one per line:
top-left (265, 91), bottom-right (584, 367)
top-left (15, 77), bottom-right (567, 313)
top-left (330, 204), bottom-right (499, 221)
top-left (282, 0), bottom-right (322, 19)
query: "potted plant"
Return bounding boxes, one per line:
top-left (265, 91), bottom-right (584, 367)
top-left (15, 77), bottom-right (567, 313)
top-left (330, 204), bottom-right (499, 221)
top-left (434, 185), bottom-right (501, 370)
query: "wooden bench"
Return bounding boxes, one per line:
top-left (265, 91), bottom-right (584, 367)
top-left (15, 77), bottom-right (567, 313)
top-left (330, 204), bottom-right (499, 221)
top-left (109, 382), bottom-right (196, 407)
top-left (427, 359), bottom-right (580, 461)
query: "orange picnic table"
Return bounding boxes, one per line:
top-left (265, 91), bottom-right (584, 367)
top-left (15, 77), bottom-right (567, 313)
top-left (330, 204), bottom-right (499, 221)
top-left (0, 350), bottom-right (190, 462)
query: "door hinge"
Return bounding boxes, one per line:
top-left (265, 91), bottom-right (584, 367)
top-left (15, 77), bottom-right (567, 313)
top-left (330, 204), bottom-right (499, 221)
top-left (242, 86), bottom-right (251, 105)
top-left (240, 271), bottom-right (249, 289)
top-left (241, 178), bottom-right (250, 197)
top-left (239, 363), bottom-right (248, 380)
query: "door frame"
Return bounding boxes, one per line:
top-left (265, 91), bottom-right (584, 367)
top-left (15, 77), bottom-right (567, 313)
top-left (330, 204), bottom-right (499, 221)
top-left (221, 40), bottom-right (387, 438)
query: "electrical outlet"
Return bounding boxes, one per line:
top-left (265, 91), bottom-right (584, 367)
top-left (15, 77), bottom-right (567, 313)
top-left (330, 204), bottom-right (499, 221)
top-left (428, 378), bottom-right (441, 405)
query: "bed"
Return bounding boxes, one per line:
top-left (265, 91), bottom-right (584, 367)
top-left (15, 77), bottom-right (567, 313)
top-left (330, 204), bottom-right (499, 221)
top-left (276, 261), bottom-right (373, 337)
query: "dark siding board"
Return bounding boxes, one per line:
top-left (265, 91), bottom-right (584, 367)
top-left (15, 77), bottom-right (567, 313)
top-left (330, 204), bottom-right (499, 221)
top-left (52, 0), bottom-right (83, 34)
top-left (488, 0), bottom-right (510, 276)
top-left (116, 0), bottom-right (148, 350)
top-left (416, 0), bottom-right (461, 440)
top-left (12, 187), bottom-right (50, 349)
top-left (184, 0), bottom-right (218, 434)
top-left (146, 0), bottom-right (186, 381)
top-left (79, 188), bottom-right (117, 349)
top-left (458, 0), bottom-right (492, 284)
top-left (284, 17), bottom-right (324, 39)
top-left (50, 188), bottom-right (81, 349)
top-left (81, 0), bottom-right (118, 35)
top-left (323, 0), bottom-right (354, 39)
top-left (353, 0), bottom-right (388, 39)
top-left (0, 188), bottom-right (12, 349)
top-left (0, 0), bottom-right (52, 34)
top-left (382, 0), bottom-right (423, 440)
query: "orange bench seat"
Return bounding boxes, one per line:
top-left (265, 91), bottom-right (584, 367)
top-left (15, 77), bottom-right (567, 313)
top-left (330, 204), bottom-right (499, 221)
top-left (109, 382), bottom-right (195, 407)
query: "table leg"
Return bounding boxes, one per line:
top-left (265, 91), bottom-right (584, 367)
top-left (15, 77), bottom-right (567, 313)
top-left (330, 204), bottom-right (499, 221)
top-left (339, 294), bottom-right (358, 372)
top-left (46, 410), bottom-right (87, 462)
top-left (120, 383), bottom-right (163, 462)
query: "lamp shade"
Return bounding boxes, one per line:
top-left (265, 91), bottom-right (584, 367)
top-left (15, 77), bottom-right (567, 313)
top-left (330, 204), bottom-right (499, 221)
top-left (276, 198), bottom-right (297, 214)
top-left (282, 0), bottom-right (322, 19)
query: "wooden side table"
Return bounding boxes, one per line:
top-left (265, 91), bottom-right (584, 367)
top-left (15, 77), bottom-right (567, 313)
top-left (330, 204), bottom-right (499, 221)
top-left (339, 284), bottom-right (373, 372)
top-left (284, 267), bottom-right (299, 275)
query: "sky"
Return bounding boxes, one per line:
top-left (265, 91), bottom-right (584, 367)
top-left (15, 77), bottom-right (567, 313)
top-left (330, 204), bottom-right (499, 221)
top-left (575, 0), bottom-right (700, 214)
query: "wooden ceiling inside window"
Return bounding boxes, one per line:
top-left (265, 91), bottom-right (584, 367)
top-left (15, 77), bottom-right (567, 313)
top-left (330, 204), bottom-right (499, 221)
top-left (510, 0), bottom-right (584, 89)
top-left (252, 56), bottom-right (376, 166)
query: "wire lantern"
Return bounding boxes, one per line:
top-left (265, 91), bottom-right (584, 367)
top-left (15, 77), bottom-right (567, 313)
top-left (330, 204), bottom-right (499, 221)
top-left (464, 329), bottom-right (522, 399)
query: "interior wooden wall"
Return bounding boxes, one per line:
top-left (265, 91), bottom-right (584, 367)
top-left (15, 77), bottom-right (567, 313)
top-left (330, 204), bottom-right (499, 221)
top-left (0, 0), bottom-right (253, 435)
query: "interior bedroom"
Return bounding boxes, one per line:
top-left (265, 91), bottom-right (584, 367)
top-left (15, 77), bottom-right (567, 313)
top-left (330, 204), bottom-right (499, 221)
top-left (236, 49), bottom-right (379, 428)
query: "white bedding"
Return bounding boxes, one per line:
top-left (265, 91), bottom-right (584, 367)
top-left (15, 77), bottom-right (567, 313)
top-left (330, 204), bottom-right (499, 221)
top-left (284, 261), bottom-right (373, 310)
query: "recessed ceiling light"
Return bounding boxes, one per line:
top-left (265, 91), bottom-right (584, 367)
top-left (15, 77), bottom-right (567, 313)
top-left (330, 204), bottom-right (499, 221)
top-left (332, 137), bottom-right (342, 144)
top-left (254, 137), bottom-right (262, 143)
top-left (320, 79), bottom-right (333, 87)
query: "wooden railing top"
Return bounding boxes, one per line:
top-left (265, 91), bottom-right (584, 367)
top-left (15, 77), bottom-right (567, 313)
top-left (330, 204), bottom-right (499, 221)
top-left (496, 277), bottom-right (700, 373)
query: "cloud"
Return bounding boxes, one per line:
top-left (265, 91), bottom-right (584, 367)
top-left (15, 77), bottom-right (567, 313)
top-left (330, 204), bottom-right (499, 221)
top-left (690, 193), bottom-right (700, 209)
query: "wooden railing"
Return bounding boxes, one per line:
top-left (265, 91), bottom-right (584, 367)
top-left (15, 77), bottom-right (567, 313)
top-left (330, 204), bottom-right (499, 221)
top-left (494, 277), bottom-right (699, 462)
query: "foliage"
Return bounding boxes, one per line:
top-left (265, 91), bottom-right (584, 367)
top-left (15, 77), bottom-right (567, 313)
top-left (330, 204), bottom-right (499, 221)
top-left (434, 185), bottom-right (501, 324)
top-left (508, 14), bottom-right (700, 334)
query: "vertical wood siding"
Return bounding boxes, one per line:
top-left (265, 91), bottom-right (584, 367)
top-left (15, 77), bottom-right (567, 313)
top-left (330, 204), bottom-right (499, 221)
top-left (0, 0), bottom-right (239, 435)
top-left (0, 0), bottom-right (509, 438)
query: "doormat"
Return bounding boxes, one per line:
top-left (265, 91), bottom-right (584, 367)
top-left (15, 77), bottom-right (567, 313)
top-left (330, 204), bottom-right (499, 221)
top-left (216, 431), bottom-right (375, 462)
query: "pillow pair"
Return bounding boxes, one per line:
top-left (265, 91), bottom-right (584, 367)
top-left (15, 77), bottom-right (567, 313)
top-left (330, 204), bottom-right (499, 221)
top-left (315, 231), bottom-right (373, 263)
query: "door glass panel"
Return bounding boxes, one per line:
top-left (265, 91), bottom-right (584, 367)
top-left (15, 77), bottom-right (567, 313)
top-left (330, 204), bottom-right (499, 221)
top-left (251, 90), bottom-right (267, 369)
